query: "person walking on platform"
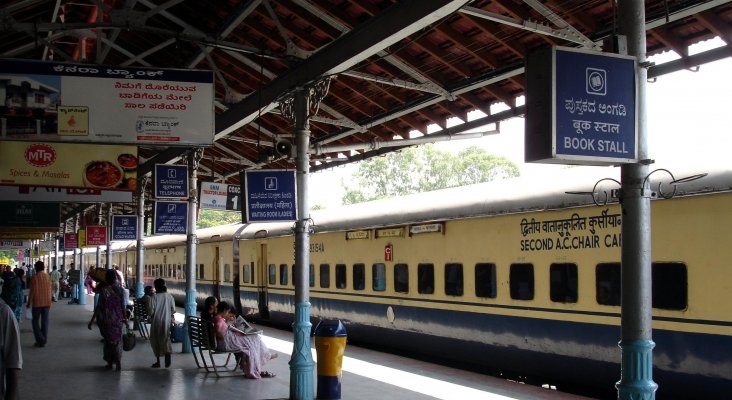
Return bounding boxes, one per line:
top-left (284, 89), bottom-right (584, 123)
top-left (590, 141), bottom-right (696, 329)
top-left (0, 274), bottom-right (22, 400)
top-left (49, 266), bottom-right (61, 302)
top-left (148, 279), bottom-right (174, 368)
top-left (26, 261), bottom-right (52, 347)
top-left (87, 270), bottom-right (127, 371)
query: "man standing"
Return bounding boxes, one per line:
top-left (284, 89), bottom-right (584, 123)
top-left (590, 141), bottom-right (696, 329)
top-left (49, 266), bottom-right (61, 302)
top-left (26, 261), bottom-right (52, 347)
top-left (1, 274), bottom-right (22, 400)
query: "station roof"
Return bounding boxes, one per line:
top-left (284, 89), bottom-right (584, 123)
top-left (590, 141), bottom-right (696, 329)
top-left (1, 0), bottom-right (731, 226)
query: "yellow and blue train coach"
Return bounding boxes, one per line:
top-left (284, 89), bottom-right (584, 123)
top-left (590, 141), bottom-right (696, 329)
top-left (134, 166), bottom-right (731, 398)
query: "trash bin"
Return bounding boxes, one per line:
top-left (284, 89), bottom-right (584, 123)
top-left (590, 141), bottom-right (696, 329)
top-left (314, 320), bottom-right (347, 400)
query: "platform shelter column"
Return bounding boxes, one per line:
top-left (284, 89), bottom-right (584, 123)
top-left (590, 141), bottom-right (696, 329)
top-left (183, 148), bottom-right (203, 354)
top-left (616, 1), bottom-right (658, 399)
top-left (135, 177), bottom-right (147, 299)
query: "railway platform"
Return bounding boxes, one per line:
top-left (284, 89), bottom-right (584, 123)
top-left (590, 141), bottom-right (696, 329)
top-left (15, 294), bottom-right (594, 400)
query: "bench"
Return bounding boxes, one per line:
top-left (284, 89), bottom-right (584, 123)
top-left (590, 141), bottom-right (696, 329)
top-left (187, 316), bottom-right (242, 377)
top-left (132, 298), bottom-right (150, 339)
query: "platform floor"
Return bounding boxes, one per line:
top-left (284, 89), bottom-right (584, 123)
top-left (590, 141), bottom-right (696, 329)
top-left (16, 295), bottom-right (595, 400)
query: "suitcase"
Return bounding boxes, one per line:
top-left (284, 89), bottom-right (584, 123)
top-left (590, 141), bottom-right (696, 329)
top-left (170, 322), bottom-right (185, 343)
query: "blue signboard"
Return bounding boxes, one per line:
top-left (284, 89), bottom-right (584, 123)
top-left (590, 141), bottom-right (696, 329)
top-left (154, 201), bottom-right (188, 234)
top-left (111, 215), bottom-right (138, 240)
top-left (554, 47), bottom-right (637, 163)
top-left (154, 164), bottom-right (188, 199)
top-left (244, 170), bottom-right (297, 222)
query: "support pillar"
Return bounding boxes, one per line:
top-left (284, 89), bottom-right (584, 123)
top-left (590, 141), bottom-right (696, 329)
top-left (616, 1), bottom-right (657, 399)
top-left (77, 215), bottom-right (86, 306)
top-left (183, 148), bottom-right (203, 354)
top-left (106, 203), bottom-right (112, 271)
top-left (135, 178), bottom-right (147, 299)
top-left (283, 78), bottom-right (330, 400)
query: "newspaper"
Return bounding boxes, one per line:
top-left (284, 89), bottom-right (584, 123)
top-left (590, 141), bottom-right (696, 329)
top-left (228, 315), bottom-right (262, 336)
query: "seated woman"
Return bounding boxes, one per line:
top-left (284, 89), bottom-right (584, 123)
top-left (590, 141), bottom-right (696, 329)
top-left (212, 301), bottom-right (277, 379)
top-left (200, 296), bottom-right (217, 322)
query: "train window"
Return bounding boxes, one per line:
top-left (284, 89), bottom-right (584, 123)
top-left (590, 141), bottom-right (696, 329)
top-left (445, 263), bottom-right (464, 296)
top-left (309, 264), bottom-right (315, 287)
top-left (320, 264), bottom-right (330, 288)
top-left (335, 264), bottom-right (347, 289)
top-left (280, 264), bottom-right (288, 286)
top-left (596, 263), bottom-right (620, 306)
top-left (223, 264), bottom-right (230, 282)
top-left (199, 264), bottom-right (205, 280)
top-left (475, 263), bottom-right (497, 298)
top-left (652, 262), bottom-right (687, 310)
top-left (418, 263), bottom-right (434, 294)
top-left (550, 263), bottom-right (578, 303)
top-left (394, 263), bottom-right (409, 293)
top-left (268, 264), bottom-right (276, 285)
top-left (243, 263), bottom-right (252, 283)
top-left (353, 263), bottom-right (365, 291)
top-left (372, 263), bottom-right (386, 291)
top-left (510, 263), bottom-right (534, 300)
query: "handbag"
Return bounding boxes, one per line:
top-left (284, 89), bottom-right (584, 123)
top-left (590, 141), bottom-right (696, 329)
top-left (122, 328), bottom-right (136, 351)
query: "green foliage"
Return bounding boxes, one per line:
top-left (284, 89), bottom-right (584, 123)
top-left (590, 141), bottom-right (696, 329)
top-left (342, 144), bottom-right (519, 204)
top-left (196, 208), bottom-right (241, 229)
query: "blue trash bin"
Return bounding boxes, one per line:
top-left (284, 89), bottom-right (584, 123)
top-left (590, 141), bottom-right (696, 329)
top-left (314, 320), bottom-right (347, 400)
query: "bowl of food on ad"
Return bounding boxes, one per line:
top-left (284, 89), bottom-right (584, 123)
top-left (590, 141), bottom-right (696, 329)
top-left (83, 160), bottom-right (123, 189)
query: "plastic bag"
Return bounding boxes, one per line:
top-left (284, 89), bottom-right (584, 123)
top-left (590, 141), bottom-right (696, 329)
top-left (25, 307), bottom-right (32, 320)
top-left (122, 329), bottom-right (136, 351)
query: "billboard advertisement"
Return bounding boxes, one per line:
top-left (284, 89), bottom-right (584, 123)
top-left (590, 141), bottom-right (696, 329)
top-left (0, 142), bottom-right (137, 191)
top-left (0, 58), bottom-right (213, 146)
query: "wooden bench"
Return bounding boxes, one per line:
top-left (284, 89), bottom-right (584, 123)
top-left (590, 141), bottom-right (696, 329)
top-left (187, 316), bottom-right (241, 377)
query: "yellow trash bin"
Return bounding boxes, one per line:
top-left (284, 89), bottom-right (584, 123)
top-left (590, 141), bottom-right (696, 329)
top-left (314, 320), bottom-right (347, 400)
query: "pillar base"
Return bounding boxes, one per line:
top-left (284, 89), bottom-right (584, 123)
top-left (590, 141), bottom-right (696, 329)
top-left (290, 302), bottom-right (314, 400)
top-left (616, 339), bottom-right (658, 400)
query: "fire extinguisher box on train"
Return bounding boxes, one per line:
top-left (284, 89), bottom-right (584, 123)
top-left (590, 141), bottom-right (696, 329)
top-left (314, 319), bottom-right (347, 400)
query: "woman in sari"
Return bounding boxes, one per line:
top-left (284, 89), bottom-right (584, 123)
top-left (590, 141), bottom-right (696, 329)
top-left (87, 269), bottom-right (127, 371)
top-left (212, 301), bottom-right (277, 378)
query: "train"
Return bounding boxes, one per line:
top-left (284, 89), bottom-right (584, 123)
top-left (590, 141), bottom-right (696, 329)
top-left (65, 164), bottom-right (732, 398)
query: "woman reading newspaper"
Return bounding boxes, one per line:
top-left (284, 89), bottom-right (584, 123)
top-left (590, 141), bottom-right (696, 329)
top-left (212, 301), bottom-right (278, 378)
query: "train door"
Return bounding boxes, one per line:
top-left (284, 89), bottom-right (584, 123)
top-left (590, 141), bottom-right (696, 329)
top-left (257, 243), bottom-right (270, 320)
top-left (212, 246), bottom-right (221, 300)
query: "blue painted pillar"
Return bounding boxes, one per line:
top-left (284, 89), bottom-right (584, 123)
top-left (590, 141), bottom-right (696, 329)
top-left (182, 149), bottom-right (202, 354)
top-left (135, 178), bottom-right (146, 299)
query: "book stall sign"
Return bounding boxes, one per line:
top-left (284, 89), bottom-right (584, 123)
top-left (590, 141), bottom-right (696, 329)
top-left (0, 58), bottom-right (213, 146)
top-left (86, 225), bottom-right (107, 246)
top-left (0, 202), bottom-right (59, 232)
top-left (0, 142), bottom-right (138, 191)
top-left (243, 170), bottom-right (297, 222)
top-left (154, 201), bottom-right (188, 234)
top-left (112, 215), bottom-right (137, 240)
top-left (155, 164), bottom-right (188, 199)
top-left (64, 232), bottom-right (78, 249)
top-left (526, 46), bottom-right (637, 165)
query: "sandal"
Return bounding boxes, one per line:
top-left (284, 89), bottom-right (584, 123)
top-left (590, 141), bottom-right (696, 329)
top-left (261, 371), bottom-right (276, 378)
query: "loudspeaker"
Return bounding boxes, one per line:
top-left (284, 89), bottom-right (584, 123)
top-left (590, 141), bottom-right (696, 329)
top-left (275, 140), bottom-right (292, 156)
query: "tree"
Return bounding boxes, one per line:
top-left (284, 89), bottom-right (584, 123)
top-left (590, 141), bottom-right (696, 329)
top-left (342, 144), bottom-right (519, 204)
top-left (196, 209), bottom-right (241, 229)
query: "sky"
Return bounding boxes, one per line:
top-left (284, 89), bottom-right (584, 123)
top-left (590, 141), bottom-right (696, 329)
top-left (309, 37), bottom-right (732, 209)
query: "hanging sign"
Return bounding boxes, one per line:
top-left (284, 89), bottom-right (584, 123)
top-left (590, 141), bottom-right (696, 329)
top-left (243, 170), bottom-right (296, 222)
top-left (154, 164), bottom-right (188, 199)
top-left (111, 215), bottom-right (137, 240)
top-left (86, 225), bottom-right (107, 246)
top-left (64, 232), bottom-right (78, 249)
top-left (526, 46), bottom-right (637, 165)
top-left (154, 201), bottom-right (188, 234)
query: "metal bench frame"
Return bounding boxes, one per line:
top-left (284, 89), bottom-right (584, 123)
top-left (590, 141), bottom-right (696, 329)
top-left (132, 298), bottom-right (150, 339)
top-left (187, 316), bottom-right (241, 377)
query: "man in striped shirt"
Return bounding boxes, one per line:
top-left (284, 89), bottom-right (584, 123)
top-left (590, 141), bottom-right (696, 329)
top-left (26, 261), bottom-right (52, 347)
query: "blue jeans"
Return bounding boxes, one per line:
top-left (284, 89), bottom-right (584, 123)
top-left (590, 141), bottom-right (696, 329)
top-left (31, 307), bottom-right (50, 345)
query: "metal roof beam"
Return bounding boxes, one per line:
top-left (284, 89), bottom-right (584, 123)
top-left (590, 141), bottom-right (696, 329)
top-left (215, 0), bottom-right (472, 138)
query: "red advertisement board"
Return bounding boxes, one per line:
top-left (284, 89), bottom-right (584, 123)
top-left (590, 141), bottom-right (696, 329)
top-left (64, 232), bottom-right (78, 248)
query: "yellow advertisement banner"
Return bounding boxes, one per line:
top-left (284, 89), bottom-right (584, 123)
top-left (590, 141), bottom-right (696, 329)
top-left (78, 229), bottom-right (86, 248)
top-left (0, 142), bottom-right (138, 191)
